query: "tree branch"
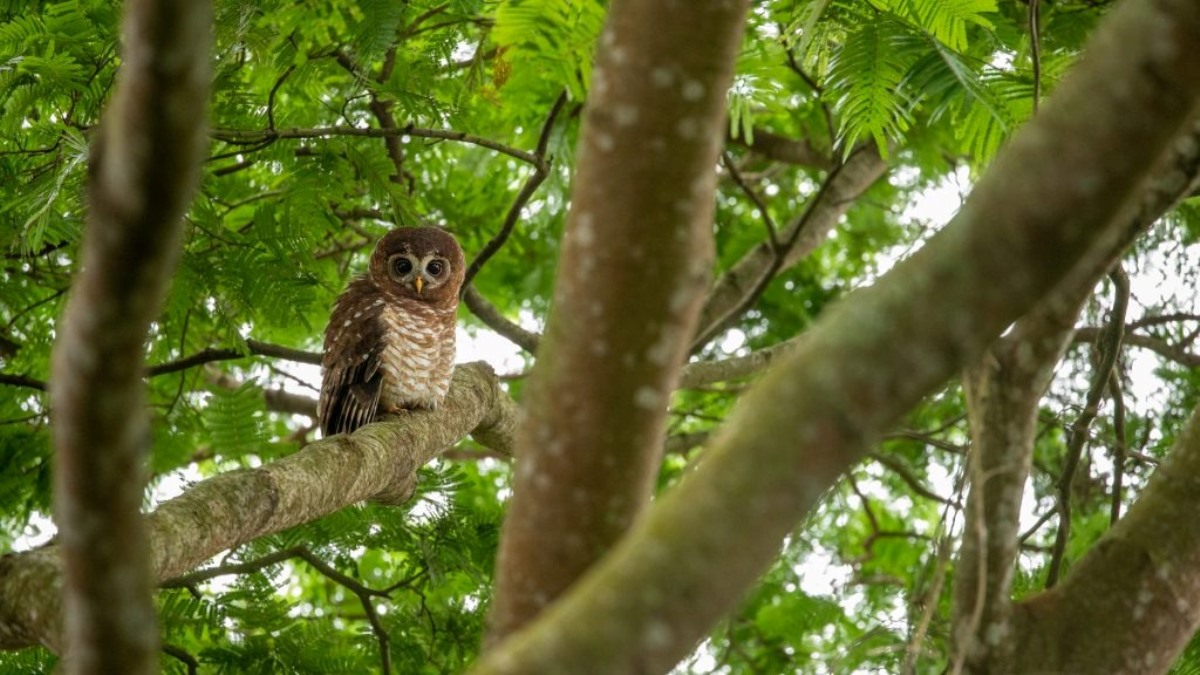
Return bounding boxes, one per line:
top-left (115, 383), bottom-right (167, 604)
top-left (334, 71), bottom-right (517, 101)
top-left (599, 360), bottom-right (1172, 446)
top-left (487, 0), bottom-right (751, 644)
top-left (1011, 396), bottom-right (1200, 673)
top-left (0, 362), bottom-right (515, 652)
top-left (211, 125), bottom-right (542, 168)
top-left (47, 0), bottom-right (212, 670)
top-left (692, 143), bottom-right (886, 348)
top-left (727, 127), bottom-right (833, 171)
top-left (1074, 327), bottom-right (1200, 367)
top-left (1046, 266), bottom-right (1130, 588)
top-left (461, 91), bottom-right (566, 292)
top-left (950, 111), bottom-right (1200, 674)
top-left (462, 286), bottom-right (541, 355)
top-left (471, 0), bottom-right (1200, 669)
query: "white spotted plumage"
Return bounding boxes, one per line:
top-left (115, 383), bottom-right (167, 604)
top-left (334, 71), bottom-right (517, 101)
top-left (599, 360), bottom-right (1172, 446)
top-left (378, 303), bottom-right (456, 410)
top-left (317, 227), bottom-right (464, 437)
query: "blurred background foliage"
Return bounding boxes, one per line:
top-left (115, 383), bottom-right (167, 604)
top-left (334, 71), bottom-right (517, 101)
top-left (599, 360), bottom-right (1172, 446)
top-left (3, 0), bottom-right (1200, 672)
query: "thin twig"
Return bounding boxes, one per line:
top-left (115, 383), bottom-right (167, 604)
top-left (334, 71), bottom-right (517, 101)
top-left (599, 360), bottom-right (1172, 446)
top-left (721, 151), bottom-right (780, 252)
top-left (1109, 372), bottom-right (1126, 525)
top-left (1046, 265), bottom-right (1129, 588)
top-left (461, 91), bottom-right (566, 291)
top-left (867, 451), bottom-right (959, 507)
top-left (161, 644), bottom-right (198, 675)
top-left (211, 125), bottom-right (542, 167)
top-left (1029, 0), bottom-right (1042, 113)
top-left (147, 339), bottom-right (321, 377)
top-left (267, 65), bottom-right (296, 131)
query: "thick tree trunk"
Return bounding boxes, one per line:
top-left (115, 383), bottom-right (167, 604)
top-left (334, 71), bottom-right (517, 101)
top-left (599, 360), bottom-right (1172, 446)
top-left (487, 0), bottom-right (751, 642)
top-left (47, 0), bottom-right (212, 671)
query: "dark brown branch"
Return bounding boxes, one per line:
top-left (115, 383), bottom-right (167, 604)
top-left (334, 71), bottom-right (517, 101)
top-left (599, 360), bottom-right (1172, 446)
top-left (211, 125), bottom-right (542, 167)
top-left (146, 339), bottom-right (322, 377)
top-left (165, 544), bottom-right (396, 674)
top-left (867, 451), bottom-right (959, 507)
top-left (266, 65), bottom-right (295, 131)
top-left (1, 340), bottom-right (320, 393)
top-left (721, 152), bottom-right (780, 251)
top-left (161, 644), bottom-right (198, 675)
top-left (161, 546), bottom-right (303, 588)
top-left (0, 373), bottom-right (47, 391)
top-left (1128, 312), bottom-right (1200, 330)
top-left (1109, 372), bottom-right (1127, 525)
top-left (462, 286), bottom-right (541, 354)
top-left (461, 92), bottom-right (566, 292)
top-left (1073, 327), bottom-right (1200, 367)
top-left (727, 127), bottom-right (833, 171)
top-left (1046, 265), bottom-right (1129, 588)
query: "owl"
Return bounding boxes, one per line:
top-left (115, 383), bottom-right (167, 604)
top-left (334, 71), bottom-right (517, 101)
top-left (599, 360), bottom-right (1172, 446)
top-left (318, 227), bottom-right (465, 437)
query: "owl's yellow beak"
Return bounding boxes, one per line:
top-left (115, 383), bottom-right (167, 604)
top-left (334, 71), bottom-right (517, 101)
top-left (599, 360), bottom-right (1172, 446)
top-left (414, 277), bottom-right (424, 294)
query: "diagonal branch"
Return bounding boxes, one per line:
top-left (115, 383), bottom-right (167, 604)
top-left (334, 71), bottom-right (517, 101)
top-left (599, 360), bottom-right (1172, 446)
top-left (692, 143), bottom-right (886, 348)
top-left (0, 362), bottom-right (516, 652)
top-left (1045, 265), bottom-right (1130, 588)
top-left (462, 286), bottom-right (541, 355)
top-left (462, 92), bottom-right (567, 292)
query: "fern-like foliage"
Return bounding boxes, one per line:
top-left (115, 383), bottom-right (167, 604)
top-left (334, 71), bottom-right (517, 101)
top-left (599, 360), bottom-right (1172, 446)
top-left (491, 0), bottom-right (605, 101)
top-left (826, 16), bottom-right (921, 155)
top-left (894, 0), bottom-right (997, 52)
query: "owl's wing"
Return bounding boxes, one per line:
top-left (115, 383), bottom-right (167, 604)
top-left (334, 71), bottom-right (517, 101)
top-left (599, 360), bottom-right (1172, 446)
top-left (318, 284), bottom-right (387, 436)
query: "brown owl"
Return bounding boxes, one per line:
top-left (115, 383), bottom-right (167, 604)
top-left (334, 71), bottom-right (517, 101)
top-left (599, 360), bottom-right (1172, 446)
top-left (318, 227), bottom-right (465, 436)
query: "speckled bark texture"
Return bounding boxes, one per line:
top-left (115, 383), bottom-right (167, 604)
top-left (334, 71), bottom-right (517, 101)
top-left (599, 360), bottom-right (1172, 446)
top-left (471, 0), bottom-right (1200, 673)
top-left (0, 363), bottom-right (515, 652)
top-left (1010, 401), bottom-right (1200, 674)
top-left (487, 0), bottom-right (751, 643)
top-left (952, 118), bottom-right (1200, 674)
top-left (47, 0), bottom-right (212, 671)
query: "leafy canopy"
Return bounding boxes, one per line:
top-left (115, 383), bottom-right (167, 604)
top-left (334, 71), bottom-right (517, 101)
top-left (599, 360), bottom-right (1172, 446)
top-left (4, 0), bottom-right (1200, 672)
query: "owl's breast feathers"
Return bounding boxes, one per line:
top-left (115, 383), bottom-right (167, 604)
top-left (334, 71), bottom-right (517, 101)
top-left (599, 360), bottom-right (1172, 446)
top-left (377, 301), bottom-right (457, 411)
top-left (317, 277), bottom-right (457, 437)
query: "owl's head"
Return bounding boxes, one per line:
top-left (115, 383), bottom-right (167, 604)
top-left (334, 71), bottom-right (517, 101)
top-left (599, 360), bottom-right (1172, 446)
top-left (369, 227), bottom-right (465, 305)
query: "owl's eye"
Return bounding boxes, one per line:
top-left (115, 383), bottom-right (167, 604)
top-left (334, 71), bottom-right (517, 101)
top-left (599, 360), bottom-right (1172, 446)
top-left (393, 257), bottom-right (413, 276)
top-left (426, 260), bottom-right (445, 276)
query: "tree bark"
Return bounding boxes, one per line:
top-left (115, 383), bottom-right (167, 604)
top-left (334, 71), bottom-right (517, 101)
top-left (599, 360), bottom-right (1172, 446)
top-left (487, 0), bottom-right (750, 642)
top-left (0, 363), bottom-right (515, 652)
top-left (471, 1), bottom-right (1200, 672)
top-left (47, 0), bottom-right (212, 671)
top-left (1010, 399), bottom-right (1200, 673)
top-left (951, 116), bottom-right (1200, 673)
top-left (693, 143), bottom-right (886, 344)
